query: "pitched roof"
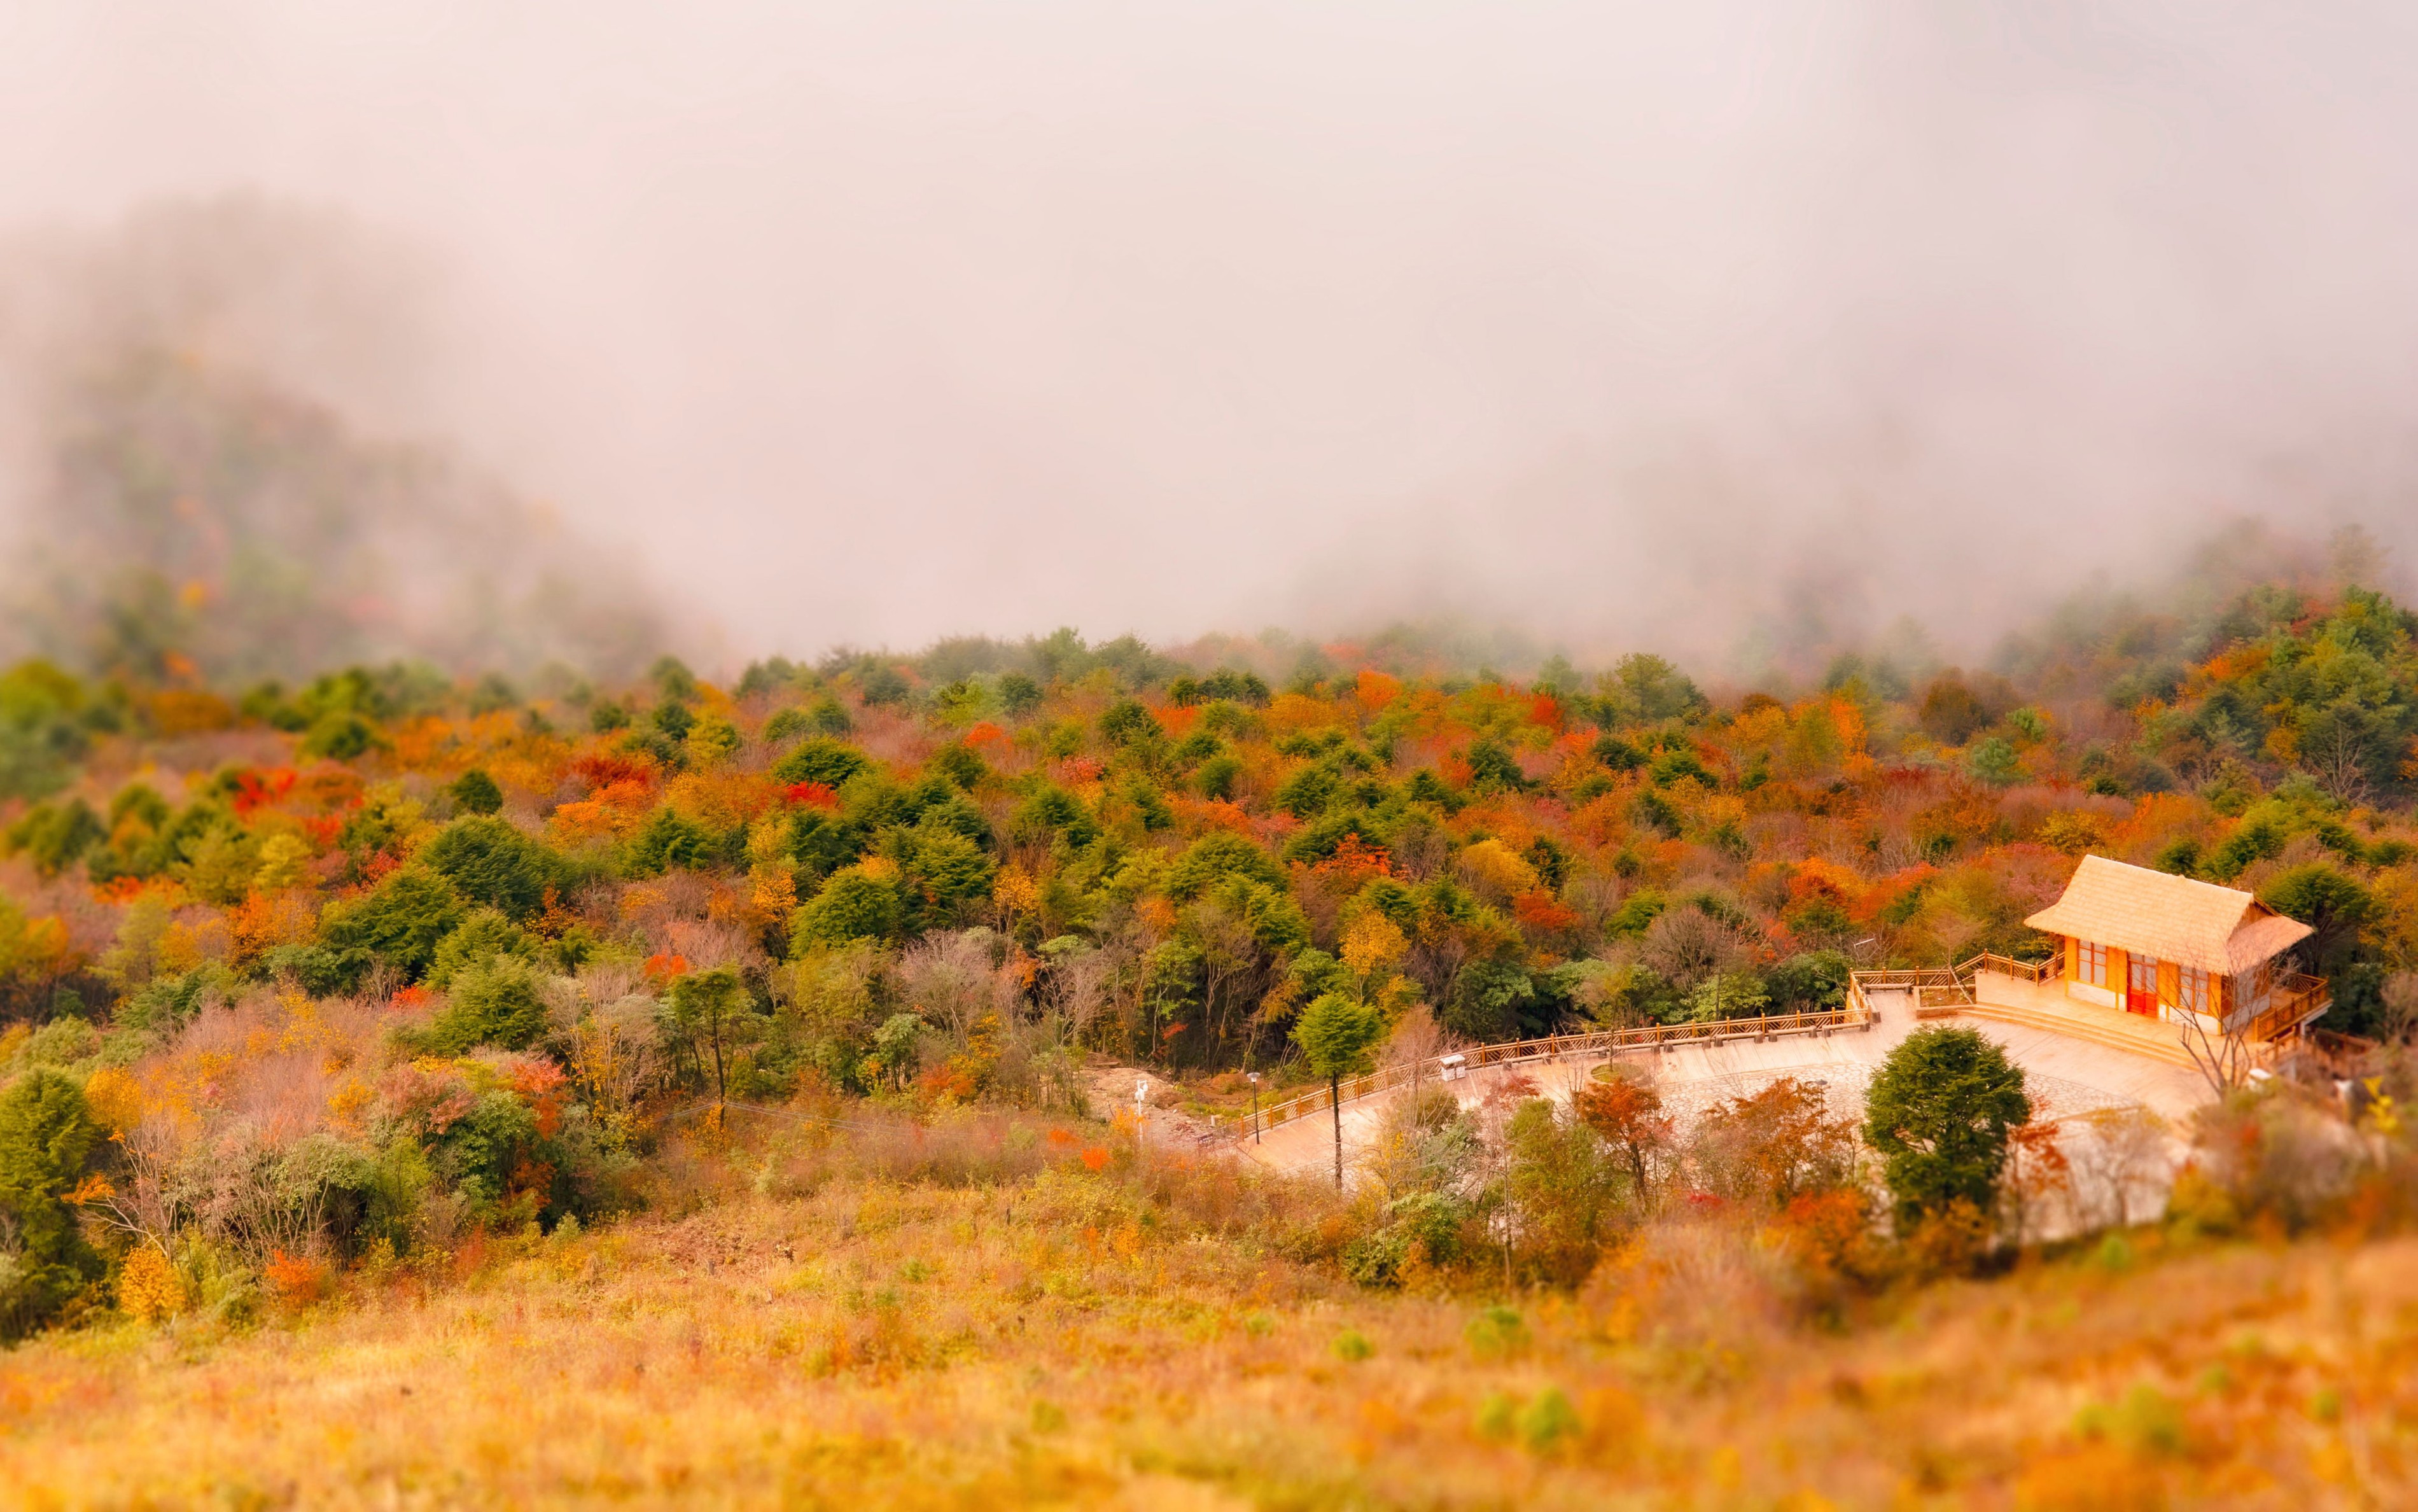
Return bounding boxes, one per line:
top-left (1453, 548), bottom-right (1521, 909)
top-left (2024, 853), bottom-right (2313, 976)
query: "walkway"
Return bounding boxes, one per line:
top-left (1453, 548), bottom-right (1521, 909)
top-left (1231, 980), bottom-right (2213, 1181)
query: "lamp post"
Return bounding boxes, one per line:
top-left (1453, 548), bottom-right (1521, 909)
top-left (1247, 1072), bottom-right (1261, 1144)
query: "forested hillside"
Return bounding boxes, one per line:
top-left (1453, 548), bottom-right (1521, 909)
top-left (1, 556), bottom-right (2417, 1504)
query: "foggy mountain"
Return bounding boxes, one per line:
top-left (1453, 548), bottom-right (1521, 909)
top-left (0, 199), bottom-right (678, 683)
top-left (1, 4), bottom-right (2415, 676)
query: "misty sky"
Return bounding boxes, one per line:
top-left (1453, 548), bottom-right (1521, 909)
top-left (3, 3), bottom-right (2416, 673)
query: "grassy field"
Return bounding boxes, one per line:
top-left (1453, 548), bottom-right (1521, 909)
top-left (2, 1115), bottom-right (2409, 1511)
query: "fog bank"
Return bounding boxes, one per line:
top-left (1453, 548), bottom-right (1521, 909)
top-left (2, 3), bottom-right (2414, 676)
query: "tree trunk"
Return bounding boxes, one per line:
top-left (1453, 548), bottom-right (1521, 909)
top-left (1330, 1073), bottom-right (1343, 1190)
top-left (709, 1014), bottom-right (727, 1109)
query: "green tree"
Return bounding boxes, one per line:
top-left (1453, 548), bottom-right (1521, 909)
top-left (929, 742), bottom-right (987, 790)
top-left (790, 867), bottom-right (903, 949)
top-left (1098, 700), bottom-right (1160, 748)
top-left (650, 655), bottom-right (700, 703)
top-left (320, 866), bottom-right (466, 979)
top-left (667, 966), bottom-right (755, 1107)
top-left (0, 1068), bottom-right (104, 1341)
top-left (449, 767), bottom-right (505, 815)
top-left (1765, 951), bottom-right (1851, 1012)
top-left (427, 909), bottom-right (538, 989)
top-left (2260, 862), bottom-right (2375, 977)
top-left (3, 799), bottom-right (106, 879)
top-left (1444, 959), bottom-right (1534, 1040)
top-left (1863, 1026), bottom-right (2031, 1227)
top-left (0, 662), bottom-right (92, 801)
top-left (772, 738), bottom-right (873, 789)
top-left (421, 816), bottom-right (565, 921)
top-left (894, 827), bottom-right (995, 928)
top-left (1294, 992), bottom-right (1383, 1189)
top-left (1604, 653), bottom-right (1708, 726)
top-left (625, 806), bottom-right (717, 876)
top-left (424, 956), bottom-right (550, 1053)
top-left (1965, 736), bottom-right (2022, 787)
top-left (1465, 737), bottom-right (1530, 794)
top-left (1193, 753), bottom-right (1243, 800)
top-left (1165, 830), bottom-right (1284, 900)
top-left (1010, 784), bottom-right (1098, 850)
top-left (1139, 937), bottom-right (1203, 1061)
top-left (300, 712), bottom-right (382, 761)
top-left (1504, 1098), bottom-right (1622, 1285)
top-left (996, 673), bottom-right (1044, 718)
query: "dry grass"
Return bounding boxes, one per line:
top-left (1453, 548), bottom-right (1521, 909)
top-left (3, 1122), bottom-right (2414, 1509)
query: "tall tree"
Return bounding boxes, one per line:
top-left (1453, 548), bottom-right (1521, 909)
top-left (668, 967), bottom-right (754, 1109)
top-left (1293, 993), bottom-right (1382, 1190)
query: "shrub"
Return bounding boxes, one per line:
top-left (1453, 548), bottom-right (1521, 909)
top-left (1343, 1192), bottom-right (1470, 1287)
top-left (116, 1243), bottom-right (183, 1323)
top-left (1464, 1305), bottom-right (1528, 1358)
top-left (262, 1249), bottom-right (331, 1308)
top-left (1518, 1388), bottom-right (1582, 1453)
top-left (1692, 1077), bottom-right (1859, 1209)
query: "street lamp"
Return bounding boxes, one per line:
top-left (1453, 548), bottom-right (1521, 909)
top-left (1247, 1072), bottom-right (1261, 1144)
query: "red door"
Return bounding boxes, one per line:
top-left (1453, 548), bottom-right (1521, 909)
top-left (2126, 956), bottom-right (2160, 1016)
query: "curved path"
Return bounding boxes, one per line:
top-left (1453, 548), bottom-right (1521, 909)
top-left (1227, 990), bottom-right (2212, 1181)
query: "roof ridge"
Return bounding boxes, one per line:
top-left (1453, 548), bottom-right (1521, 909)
top-left (2071, 851), bottom-right (2253, 914)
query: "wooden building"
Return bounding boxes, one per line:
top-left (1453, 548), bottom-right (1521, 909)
top-left (2023, 854), bottom-right (2331, 1041)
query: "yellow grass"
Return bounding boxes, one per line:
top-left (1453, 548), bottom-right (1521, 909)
top-left (4, 1149), bottom-right (2414, 1508)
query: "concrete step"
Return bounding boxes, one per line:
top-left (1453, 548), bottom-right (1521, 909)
top-left (1946, 998), bottom-right (2202, 1070)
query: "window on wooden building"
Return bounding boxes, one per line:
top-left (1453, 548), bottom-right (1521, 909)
top-left (2177, 965), bottom-right (2209, 1015)
top-left (2078, 940), bottom-right (2108, 986)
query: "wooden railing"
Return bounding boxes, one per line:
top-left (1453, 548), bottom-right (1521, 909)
top-left (1969, 951), bottom-right (2064, 984)
top-left (1854, 951), bottom-right (2062, 1017)
top-left (1859, 949), bottom-right (2325, 1048)
top-left (2246, 972), bottom-right (2331, 1042)
top-left (1229, 1002), bottom-right (1875, 1140)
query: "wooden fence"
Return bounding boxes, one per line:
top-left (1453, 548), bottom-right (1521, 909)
top-left (2248, 972), bottom-right (2332, 1042)
top-left (1852, 951), bottom-right (2064, 1016)
top-left (1230, 950), bottom-right (2106, 1143)
top-left (1229, 1002), bottom-right (1874, 1142)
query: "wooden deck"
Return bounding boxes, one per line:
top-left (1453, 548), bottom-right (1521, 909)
top-left (1938, 969), bottom-right (2201, 1070)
